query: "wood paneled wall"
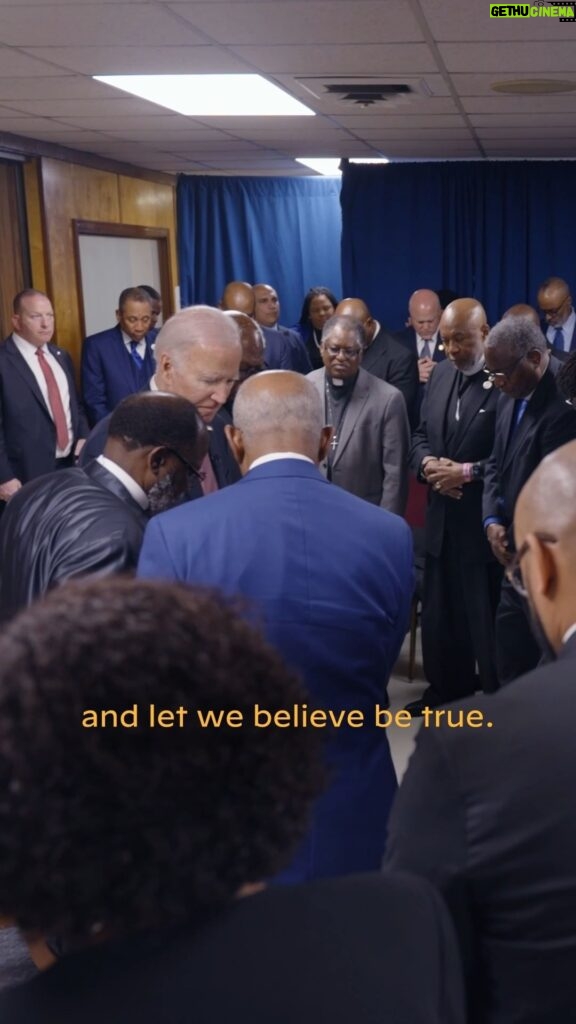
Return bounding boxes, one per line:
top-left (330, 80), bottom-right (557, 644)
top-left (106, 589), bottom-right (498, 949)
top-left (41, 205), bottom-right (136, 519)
top-left (24, 156), bottom-right (177, 369)
top-left (0, 163), bottom-right (28, 340)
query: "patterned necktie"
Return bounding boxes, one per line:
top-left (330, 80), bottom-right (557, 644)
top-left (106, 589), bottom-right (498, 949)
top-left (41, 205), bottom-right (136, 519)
top-left (421, 339), bottom-right (432, 359)
top-left (129, 340), bottom-right (144, 369)
top-left (35, 348), bottom-right (69, 450)
top-left (554, 326), bottom-right (565, 352)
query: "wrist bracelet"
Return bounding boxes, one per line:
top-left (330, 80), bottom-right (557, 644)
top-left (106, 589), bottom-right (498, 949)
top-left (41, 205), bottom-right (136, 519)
top-left (462, 462), bottom-right (473, 481)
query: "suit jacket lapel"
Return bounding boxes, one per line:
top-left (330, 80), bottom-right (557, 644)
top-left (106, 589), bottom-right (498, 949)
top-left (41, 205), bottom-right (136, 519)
top-left (451, 378), bottom-right (492, 457)
top-left (332, 371), bottom-right (370, 466)
top-left (6, 336), bottom-right (52, 419)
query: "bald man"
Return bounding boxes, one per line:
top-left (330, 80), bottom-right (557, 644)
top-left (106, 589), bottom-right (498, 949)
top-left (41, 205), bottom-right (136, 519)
top-left (220, 281), bottom-right (255, 317)
top-left (138, 370), bottom-right (413, 884)
top-left (336, 297), bottom-right (418, 424)
top-left (482, 314), bottom-right (576, 684)
top-left (396, 289), bottom-right (446, 419)
top-left (504, 302), bottom-right (568, 364)
top-left (386, 439), bottom-right (576, 1024)
top-left (537, 275), bottom-right (576, 355)
top-left (80, 305), bottom-right (242, 495)
top-left (252, 283), bottom-right (312, 374)
top-left (407, 299), bottom-right (501, 715)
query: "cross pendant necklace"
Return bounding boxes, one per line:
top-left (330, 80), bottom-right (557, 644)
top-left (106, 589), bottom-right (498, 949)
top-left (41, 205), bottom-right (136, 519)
top-left (331, 432), bottom-right (338, 451)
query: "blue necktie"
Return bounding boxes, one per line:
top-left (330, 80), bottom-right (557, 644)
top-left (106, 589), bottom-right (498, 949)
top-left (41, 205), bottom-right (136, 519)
top-left (129, 341), bottom-right (144, 369)
top-left (511, 398), bottom-right (528, 434)
top-left (553, 326), bottom-right (565, 352)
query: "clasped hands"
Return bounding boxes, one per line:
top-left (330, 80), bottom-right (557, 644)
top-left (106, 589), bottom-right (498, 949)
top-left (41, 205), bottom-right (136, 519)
top-left (422, 457), bottom-right (465, 500)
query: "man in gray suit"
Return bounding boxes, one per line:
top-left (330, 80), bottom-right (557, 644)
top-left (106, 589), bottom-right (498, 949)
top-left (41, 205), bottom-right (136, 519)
top-left (307, 315), bottom-right (409, 515)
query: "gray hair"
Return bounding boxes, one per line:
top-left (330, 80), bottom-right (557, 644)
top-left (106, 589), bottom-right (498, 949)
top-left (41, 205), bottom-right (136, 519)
top-left (154, 305), bottom-right (241, 368)
top-left (485, 316), bottom-right (547, 357)
top-left (321, 314), bottom-right (365, 350)
top-left (233, 372), bottom-right (324, 448)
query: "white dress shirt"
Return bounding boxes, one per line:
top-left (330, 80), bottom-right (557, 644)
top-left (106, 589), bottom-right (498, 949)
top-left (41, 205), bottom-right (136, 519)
top-left (96, 454), bottom-right (148, 510)
top-left (249, 452), bottom-right (314, 471)
top-left (122, 331), bottom-right (146, 360)
top-left (12, 333), bottom-right (73, 458)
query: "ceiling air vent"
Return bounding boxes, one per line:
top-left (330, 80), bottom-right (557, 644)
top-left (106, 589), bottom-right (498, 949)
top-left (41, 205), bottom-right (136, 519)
top-left (324, 83), bottom-right (412, 107)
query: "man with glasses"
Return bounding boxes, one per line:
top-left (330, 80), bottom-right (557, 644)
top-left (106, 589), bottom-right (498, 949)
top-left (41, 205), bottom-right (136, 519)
top-left (482, 315), bottom-right (576, 684)
top-left (406, 299), bottom-right (501, 716)
top-left (81, 287), bottom-right (157, 426)
top-left (307, 314), bottom-right (409, 515)
top-left (537, 276), bottom-right (576, 356)
top-left (385, 439), bottom-right (576, 1024)
top-left (0, 392), bottom-right (205, 622)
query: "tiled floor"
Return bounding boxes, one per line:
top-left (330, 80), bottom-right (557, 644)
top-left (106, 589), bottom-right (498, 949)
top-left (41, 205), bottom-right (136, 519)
top-left (387, 631), bottom-right (427, 781)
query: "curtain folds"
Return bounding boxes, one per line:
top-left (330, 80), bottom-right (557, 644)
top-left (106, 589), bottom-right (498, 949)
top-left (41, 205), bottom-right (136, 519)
top-left (340, 160), bottom-right (576, 329)
top-left (177, 175), bottom-right (342, 325)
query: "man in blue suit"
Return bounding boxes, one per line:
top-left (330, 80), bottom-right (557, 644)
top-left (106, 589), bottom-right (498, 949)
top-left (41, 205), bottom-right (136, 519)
top-left (138, 370), bottom-right (413, 883)
top-left (537, 276), bottom-right (576, 356)
top-left (81, 286), bottom-right (157, 425)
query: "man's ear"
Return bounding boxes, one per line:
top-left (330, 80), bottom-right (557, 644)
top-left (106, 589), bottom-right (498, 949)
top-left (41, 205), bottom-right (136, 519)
top-left (481, 323), bottom-right (490, 340)
top-left (527, 533), bottom-right (557, 599)
top-left (115, 308), bottom-right (121, 324)
top-left (225, 425), bottom-right (245, 467)
top-left (318, 426), bottom-right (333, 464)
top-left (147, 446), bottom-right (169, 477)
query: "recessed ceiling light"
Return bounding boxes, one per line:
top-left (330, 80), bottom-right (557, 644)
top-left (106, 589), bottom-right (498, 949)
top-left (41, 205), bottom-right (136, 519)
top-left (295, 156), bottom-right (389, 176)
top-left (93, 74), bottom-right (315, 117)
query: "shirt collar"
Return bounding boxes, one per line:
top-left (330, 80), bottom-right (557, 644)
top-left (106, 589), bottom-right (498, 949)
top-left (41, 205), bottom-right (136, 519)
top-left (12, 332), bottom-right (49, 355)
top-left (562, 623), bottom-right (576, 645)
top-left (248, 452), bottom-right (314, 471)
top-left (96, 454), bottom-right (148, 510)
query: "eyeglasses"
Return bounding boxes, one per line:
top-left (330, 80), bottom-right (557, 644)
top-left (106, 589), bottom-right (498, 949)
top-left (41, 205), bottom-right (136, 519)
top-left (483, 354), bottom-right (525, 384)
top-left (540, 296), bottom-right (569, 319)
top-left (166, 448), bottom-right (205, 484)
top-left (505, 531), bottom-right (557, 597)
top-left (323, 344), bottom-right (362, 359)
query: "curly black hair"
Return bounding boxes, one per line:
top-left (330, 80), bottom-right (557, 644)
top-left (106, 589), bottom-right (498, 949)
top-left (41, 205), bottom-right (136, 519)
top-left (556, 351), bottom-right (576, 404)
top-left (0, 578), bottom-right (324, 944)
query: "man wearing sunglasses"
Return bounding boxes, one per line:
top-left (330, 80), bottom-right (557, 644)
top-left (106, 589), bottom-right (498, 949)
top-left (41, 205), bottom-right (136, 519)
top-left (482, 315), bottom-right (576, 684)
top-left (0, 392), bottom-right (205, 622)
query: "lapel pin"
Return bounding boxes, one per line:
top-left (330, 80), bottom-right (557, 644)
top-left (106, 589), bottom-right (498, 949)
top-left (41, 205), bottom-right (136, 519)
top-left (482, 380), bottom-right (493, 390)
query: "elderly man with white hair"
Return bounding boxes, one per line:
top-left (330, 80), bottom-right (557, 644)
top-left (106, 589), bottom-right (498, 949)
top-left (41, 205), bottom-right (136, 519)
top-left (138, 369), bottom-right (413, 885)
top-left (80, 305), bottom-right (242, 495)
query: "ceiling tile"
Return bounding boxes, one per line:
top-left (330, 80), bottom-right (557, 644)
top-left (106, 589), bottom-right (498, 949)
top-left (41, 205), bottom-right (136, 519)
top-left (168, 1), bottom-right (424, 45)
top-left (22, 45), bottom-right (251, 75)
top-left (0, 4), bottom-right (206, 46)
top-left (440, 41), bottom-right (576, 74)
top-left (228, 44), bottom-right (439, 75)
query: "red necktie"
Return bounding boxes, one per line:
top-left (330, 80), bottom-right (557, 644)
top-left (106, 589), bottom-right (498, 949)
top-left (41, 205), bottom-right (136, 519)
top-left (36, 348), bottom-right (69, 451)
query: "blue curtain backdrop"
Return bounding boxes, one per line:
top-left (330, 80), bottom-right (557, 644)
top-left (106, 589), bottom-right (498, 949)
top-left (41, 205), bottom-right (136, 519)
top-left (177, 175), bottom-right (342, 326)
top-left (340, 160), bottom-right (576, 331)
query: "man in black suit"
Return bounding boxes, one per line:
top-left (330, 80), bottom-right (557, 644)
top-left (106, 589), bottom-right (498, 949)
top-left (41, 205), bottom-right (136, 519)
top-left (0, 392), bottom-right (205, 622)
top-left (395, 288), bottom-right (446, 420)
top-left (406, 299), bottom-right (501, 715)
top-left (482, 315), bottom-right (576, 684)
top-left (0, 578), bottom-right (465, 1024)
top-left (537, 275), bottom-right (576, 356)
top-left (80, 306), bottom-right (241, 495)
top-left (0, 289), bottom-right (88, 508)
top-left (335, 297), bottom-right (418, 424)
top-left (385, 440), bottom-right (576, 1024)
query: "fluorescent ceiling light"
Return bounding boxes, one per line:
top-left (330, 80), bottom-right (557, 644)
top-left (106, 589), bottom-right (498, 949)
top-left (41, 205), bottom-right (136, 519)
top-left (296, 156), bottom-right (389, 176)
top-left (94, 74), bottom-right (314, 117)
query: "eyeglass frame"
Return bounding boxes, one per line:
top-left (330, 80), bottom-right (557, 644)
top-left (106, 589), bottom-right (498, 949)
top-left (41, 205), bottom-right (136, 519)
top-left (483, 353), bottom-right (526, 384)
top-left (322, 343), bottom-right (362, 359)
top-left (165, 447), bottom-right (205, 484)
top-left (505, 531), bottom-right (557, 598)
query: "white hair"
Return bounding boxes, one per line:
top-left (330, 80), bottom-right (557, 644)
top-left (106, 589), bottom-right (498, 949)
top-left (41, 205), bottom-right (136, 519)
top-left (233, 372), bottom-right (323, 449)
top-left (154, 305), bottom-right (240, 367)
